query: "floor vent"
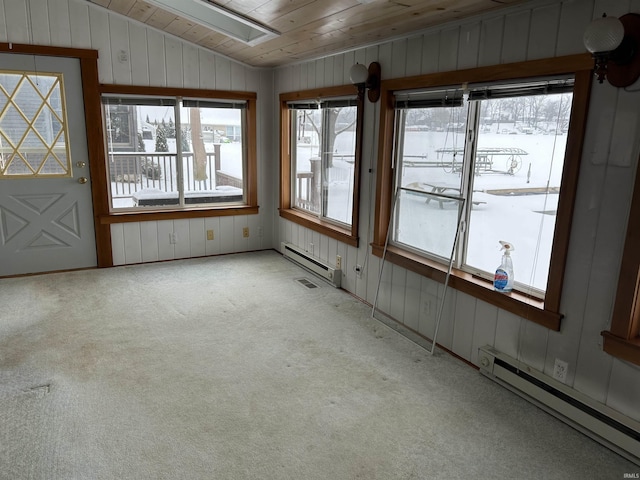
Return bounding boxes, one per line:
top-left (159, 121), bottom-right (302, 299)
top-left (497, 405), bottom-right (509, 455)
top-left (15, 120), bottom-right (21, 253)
top-left (478, 346), bottom-right (640, 466)
top-left (281, 242), bottom-right (341, 288)
top-left (296, 278), bottom-right (319, 289)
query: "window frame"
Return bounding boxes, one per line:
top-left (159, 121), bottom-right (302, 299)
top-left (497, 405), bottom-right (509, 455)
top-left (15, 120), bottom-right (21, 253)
top-left (372, 55), bottom-right (594, 330)
top-left (280, 85), bottom-right (364, 247)
top-left (603, 153), bottom-right (640, 366)
top-left (97, 84), bottom-right (258, 225)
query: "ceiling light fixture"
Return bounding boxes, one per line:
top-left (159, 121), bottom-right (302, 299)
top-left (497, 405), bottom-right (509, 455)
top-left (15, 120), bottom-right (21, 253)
top-left (583, 13), bottom-right (640, 87)
top-left (144, 0), bottom-right (280, 46)
top-left (349, 62), bottom-right (381, 102)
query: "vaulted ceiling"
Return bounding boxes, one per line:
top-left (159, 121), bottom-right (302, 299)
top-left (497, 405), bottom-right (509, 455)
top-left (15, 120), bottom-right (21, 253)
top-left (87, 0), bottom-right (529, 67)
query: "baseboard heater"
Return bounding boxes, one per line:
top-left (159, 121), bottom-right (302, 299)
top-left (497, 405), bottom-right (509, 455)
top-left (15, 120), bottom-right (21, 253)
top-left (478, 346), bottom-right (640, 466)
top-left (280, 242), bottom-right (341, 288)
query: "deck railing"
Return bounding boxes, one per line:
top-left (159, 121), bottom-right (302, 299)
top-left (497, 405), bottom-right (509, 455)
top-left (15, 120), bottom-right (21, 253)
top-left (108, 144), bottom-right (242, 200)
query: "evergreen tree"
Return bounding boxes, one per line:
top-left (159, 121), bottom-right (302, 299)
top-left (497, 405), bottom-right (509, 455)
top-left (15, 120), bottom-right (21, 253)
top-left (155, 127), bottom-right (168, 152)
top-left (137, 132), bottom-right (146, 152)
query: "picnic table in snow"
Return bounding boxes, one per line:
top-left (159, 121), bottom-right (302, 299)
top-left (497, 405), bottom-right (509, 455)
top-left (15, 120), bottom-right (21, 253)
top-left (435, 147), bottom-right (528, 175)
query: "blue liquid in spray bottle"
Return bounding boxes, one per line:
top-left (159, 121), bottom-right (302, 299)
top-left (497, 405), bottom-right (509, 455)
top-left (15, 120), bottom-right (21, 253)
top-left (494, 241), bottom-right (514, 293)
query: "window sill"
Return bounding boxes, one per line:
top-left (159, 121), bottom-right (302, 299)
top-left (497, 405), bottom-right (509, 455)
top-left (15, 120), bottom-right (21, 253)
top-left (371, 243), bottom-right (562, 330)
top-left (279, 208), bottom-right (358, 247)
top-left (100, 204), bottom-right (259, 224)
top-left (602, 331), bottom-right (640, 367)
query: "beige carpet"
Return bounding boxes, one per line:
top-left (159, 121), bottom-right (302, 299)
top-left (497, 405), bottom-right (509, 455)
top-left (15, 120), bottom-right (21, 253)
top-left (0, 250), bottom-right (635, 479)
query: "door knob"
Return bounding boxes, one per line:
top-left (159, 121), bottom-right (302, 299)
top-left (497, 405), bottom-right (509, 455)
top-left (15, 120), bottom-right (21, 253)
top-left (78, 177), bottom-right (88, 184)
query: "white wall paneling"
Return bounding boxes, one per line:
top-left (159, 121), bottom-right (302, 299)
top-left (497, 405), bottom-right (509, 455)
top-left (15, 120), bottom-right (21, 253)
top-left (28, 0), bottom-right (51, 45)
top-left (4, 0), bottom-right (29, 44)
top-left (128, 23), bottom-right (150, 86)
top-left (48, 0), bottom-right (71, 46)
top-left (274, 0), bottom-right (640, 424)
top-left (109, 14), bottom-right (132, 85)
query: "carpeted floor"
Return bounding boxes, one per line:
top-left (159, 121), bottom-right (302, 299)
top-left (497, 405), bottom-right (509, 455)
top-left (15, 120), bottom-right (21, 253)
top-left (0, 250), bottom-right (636, 479)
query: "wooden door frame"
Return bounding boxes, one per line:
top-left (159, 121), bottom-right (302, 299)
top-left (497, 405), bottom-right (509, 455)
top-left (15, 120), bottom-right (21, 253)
top-left (0, 43), bottom-right (113, 268)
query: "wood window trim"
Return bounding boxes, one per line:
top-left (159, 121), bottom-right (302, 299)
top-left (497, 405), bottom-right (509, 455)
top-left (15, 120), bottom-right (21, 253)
top-left (372, 54), bottom-right (594, 331)
top-left (279, 85), bottom-right (363, 248)
top-left (602, 152), bottom-right (640, 366)
top-left (96, 84), bottom-right (259, 223)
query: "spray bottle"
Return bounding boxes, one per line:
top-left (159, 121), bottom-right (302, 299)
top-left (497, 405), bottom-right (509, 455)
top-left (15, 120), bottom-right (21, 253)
top-left (494, 241), bottom-right (514, 293)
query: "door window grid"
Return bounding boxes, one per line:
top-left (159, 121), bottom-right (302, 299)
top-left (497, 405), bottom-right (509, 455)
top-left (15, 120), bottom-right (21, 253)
top-left (0, 71), bottom-right (72, 178)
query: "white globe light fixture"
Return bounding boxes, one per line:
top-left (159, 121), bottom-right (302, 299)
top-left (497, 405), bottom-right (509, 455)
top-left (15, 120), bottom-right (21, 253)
top-left (583, 13), bottom-right (640, 87)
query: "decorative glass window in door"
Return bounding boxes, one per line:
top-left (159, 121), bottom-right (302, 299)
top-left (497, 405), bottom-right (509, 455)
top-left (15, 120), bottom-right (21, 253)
top-left (0, 71), bottom-right (72, 177)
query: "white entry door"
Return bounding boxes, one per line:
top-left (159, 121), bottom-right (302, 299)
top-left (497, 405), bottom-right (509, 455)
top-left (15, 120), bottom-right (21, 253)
top-left (0, 54), bottom-right (96, 276)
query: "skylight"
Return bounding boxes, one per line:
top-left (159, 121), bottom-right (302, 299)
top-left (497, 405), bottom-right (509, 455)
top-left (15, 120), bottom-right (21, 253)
top-left (144, 0), bottom-right (280, 46)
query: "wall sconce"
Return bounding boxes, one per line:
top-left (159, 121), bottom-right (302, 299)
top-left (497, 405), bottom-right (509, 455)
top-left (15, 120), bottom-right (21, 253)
top-left (349, 62), bottom-right (381, 102)
top-left (583, 13), bottom-right (640, 87)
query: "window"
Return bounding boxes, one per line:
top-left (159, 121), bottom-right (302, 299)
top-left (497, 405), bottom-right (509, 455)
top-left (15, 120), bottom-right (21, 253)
top-left (97, 85), bottom-right (257, 218)
top-left (373, 56), bottom-right (593, 329)
top-left (603, 157), bottom-right (640, 366)
top-left (0, 70), bottom-right (72, 177)
top-left (392, 78), bottom-right (574, 297)
top-left (280, 86), bottom-right (363, 246)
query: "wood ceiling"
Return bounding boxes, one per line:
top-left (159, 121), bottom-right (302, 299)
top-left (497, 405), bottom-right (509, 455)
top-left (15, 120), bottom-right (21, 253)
top-left (88, 0), bottom-right (529, 67)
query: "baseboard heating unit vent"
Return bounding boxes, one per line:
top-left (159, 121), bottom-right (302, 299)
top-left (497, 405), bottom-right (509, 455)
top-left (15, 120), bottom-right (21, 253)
top-left (478, 346), bottom-right (640, 466)
top-left (281, 242), bottom-right (341, 288)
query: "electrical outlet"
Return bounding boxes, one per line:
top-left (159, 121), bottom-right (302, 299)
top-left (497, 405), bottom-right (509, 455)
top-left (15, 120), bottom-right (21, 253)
top-left (553, 358), bottom-right (568, 383)
top-left (354, 264), bottom-right (363, 277)
top-left (206, 229), bottom-right (214, 241)
top-left (242, 227), bottom-right (250, 238)
top-left (169, 232), bottom-right (177, 244)
top-left (336, 255), bottom-right (342, 270)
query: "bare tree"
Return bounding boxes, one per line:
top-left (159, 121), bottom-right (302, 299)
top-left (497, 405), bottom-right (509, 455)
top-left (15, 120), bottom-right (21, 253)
top-left (189, 108), bottom-right (208, 182)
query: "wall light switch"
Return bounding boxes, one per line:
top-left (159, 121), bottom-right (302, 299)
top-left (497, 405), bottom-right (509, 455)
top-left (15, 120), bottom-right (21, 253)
top-left (206, 229), bottom-right (214, 240)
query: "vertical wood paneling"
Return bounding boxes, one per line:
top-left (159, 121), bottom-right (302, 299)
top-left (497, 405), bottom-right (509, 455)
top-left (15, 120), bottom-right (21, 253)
top-left (416, 277), bottom-right (437, 341)
top-left (366, 254), bottom-right (380, 306)
top-left (215, 56), bottom-right (231, 90)
top-left (123, 222), bottom-right (142, 264)
top-left (173, 219), bottom-right (191, 259)
top-left (109, 15), bottom-right (132, 85)
top-left (29, 0), bottom-right (51, 45)
top-left (219, 216), bottom-right (234, 254)
top-left (421, 31), bottom-right (440, 74)
top-left (234, 216), bottom-right (249, 252)
top-left (470, 301), bottom-right (498, 365)
top-left (556, 0), bottom-right (595, 56)
top-left (607, 359), bottom-right (640, 421)
top-left (248, 214), bottom-right (262, 251)
top-left (110, 224), bottom-right (125, 265)
top-left (189, 218), bottom-right (206, 257)
top-left (315, 58), bottom-right (325, 88)
top-left (518, 321), bottom-right (548, 372)
top-left (48, 0), bottom-right (71, 46)
top-left (157, 220), bottom-right (175, 261)
top-left (165, 36), bottom-right (183, 88)
top-left (436, 284), bottom-right (457, 350)
top-left (478, 16), bottom-right (504, 67)
top-left (204, 216), bottom-right (221, 255)
top-left (69, 0), bottom-right (91, 48)
top-left (4, 0), bottom-right (29, 43)
top-left (182, 43), bottom-right (199, 89)
top-left (199, 51), bottom-right (216, 90)
top-left (146, 29), bottom-right (166, 87)
top-left (0, 0), bottom-right (8, 41)
top-left (451, 292), bottom-right (477, 360)
top-left (501, 11), bottom-right (530, 64)
top-left (340, 51), bottom-right (353, 86)
top-left (307, 61), bottom-right (316, 89)
top-left (527, 3), bottom-right (561, 60)
top-left (230, 61), bottom-right (246, 91)
top-left (457, 22), bottom-right (480, 70)
top-left (323, 56), bottom-right (334, 86)
top-left (438, 27), bottom-right (459, 73)
top-left (389, 264), bottom-right (407, 322)
top-left (140, 221), bottom-right (159, 263)
top-left (391, 39), bottom-right (407, 79)
top-left (405, 36), bottom-right (423, 77)
top-left (128, 23), bottom-right (149, 86)
top-left (494, 310), bottom-right (522, 360)
top-left (88, 6), bottom-right (113, 83)
top-left (403, 270), bottom-right (422, 331)
top-left (609, 89), bottom-right (640, 167)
